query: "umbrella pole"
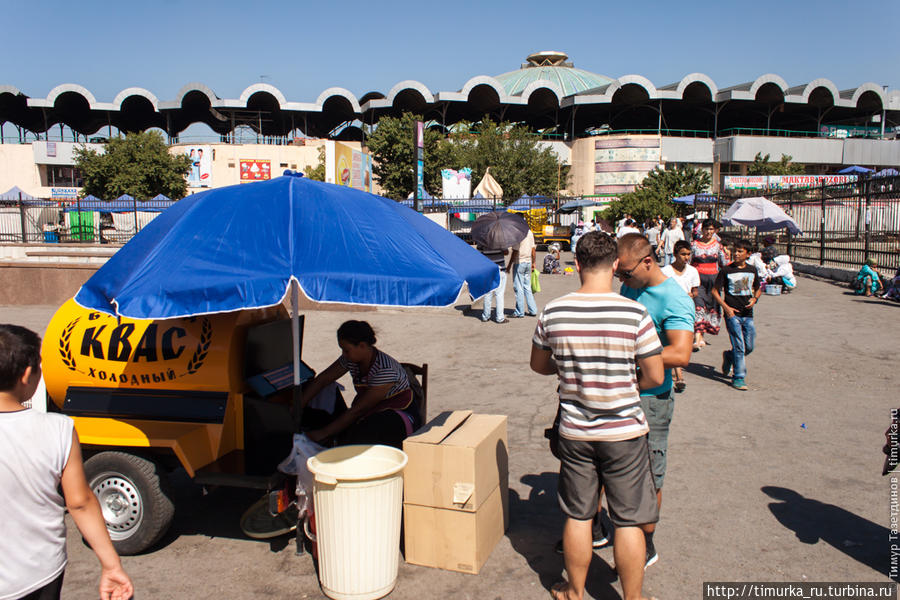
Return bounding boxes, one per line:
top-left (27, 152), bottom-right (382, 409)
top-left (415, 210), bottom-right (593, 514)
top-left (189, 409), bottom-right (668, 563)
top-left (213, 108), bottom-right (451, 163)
top-left (291, 279), bottom-right (303, 427)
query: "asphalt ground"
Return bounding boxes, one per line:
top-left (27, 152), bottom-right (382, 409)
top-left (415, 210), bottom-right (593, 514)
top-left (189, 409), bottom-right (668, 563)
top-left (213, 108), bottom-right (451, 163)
top-left (3, 253), bottom-right (897, 599)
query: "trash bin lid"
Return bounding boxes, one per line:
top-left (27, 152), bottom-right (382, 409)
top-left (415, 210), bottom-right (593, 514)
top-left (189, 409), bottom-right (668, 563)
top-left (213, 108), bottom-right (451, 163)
top-left (307, 445), bottom-right (407, 484)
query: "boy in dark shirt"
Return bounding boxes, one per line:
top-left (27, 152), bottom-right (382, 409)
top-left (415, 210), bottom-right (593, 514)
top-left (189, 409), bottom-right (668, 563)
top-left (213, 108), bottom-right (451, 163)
top-left (712, 239), bottom-right (762, 390)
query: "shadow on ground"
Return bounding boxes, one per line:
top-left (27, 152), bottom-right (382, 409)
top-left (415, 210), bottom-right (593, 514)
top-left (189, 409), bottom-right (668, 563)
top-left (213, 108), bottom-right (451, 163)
top-left (149, 469), bottom-right (295, 554)
top-left (507, 471), bottom-right (622, 599)
top-left (762, 486), bottom-right (895, 581)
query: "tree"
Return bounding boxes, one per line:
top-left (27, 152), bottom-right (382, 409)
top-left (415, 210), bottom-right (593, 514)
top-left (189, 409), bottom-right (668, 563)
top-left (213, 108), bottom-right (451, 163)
top-left (447, 119), bottom-right (569, 201)
top-left (364, 113), bottom-right (449, 199)
top-left (74, 131), bottom-right (192, 200)
top-left (303, 145), bottom-right (326, 181)
top-left (365, 113), bottom-right (569, 200)
top-left (605, 164), bottom-right (712, 223)
top-left (747, 152), bottom-right (804, 175)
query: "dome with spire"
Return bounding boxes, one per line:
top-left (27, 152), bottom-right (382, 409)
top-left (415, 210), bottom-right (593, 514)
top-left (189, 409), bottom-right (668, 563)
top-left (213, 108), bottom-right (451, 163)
top-left (493, 51), bottom-right (615, 97)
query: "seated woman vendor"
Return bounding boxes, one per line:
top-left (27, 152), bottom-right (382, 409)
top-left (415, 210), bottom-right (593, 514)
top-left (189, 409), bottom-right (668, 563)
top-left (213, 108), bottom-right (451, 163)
top-left (299, 320), bottom-right (419, 449)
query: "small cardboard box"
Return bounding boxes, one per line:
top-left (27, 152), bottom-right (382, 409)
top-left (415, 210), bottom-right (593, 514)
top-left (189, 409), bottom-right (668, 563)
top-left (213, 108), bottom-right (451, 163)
top-left (402, 410), bottom-right (509, 574)
top-left (403, 410), bottom-right (508, 512)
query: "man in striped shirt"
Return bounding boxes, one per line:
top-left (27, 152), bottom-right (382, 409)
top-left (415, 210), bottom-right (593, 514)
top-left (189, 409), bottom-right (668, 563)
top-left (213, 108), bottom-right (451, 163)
top-left (531, 231), bottom-right (665, 600)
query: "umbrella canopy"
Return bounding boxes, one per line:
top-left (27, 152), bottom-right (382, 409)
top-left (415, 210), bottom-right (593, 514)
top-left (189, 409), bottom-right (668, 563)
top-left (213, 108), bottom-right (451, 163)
top-left (720, 196), bottom-right (802, 235)
top-left (75, 175), bottom-right (500, 320)
top-left (559, 198), bottom-right (603, 213)
top-left (838, 166), bottom-right (873, 175)
top-left (150, 193), bottom-right (172, 202)
top-left (470, 211), bottom-right (530, 251)
top-left (473, 167), bottom-right (503, 200)
top-left (0, 186), bottom-right (37, 201)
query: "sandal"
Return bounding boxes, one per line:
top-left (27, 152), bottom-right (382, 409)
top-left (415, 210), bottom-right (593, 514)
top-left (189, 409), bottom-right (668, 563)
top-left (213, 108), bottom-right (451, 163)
top-left (674, 381), bottom-right (686, 393)
top-left (550, 582), bottom-right (571, 600)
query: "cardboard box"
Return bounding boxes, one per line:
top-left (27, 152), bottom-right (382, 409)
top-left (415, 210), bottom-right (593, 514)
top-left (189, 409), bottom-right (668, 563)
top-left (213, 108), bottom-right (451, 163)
top-left (402, 411), bottom-right (509, 574)
top-left (404, 484), bottom-right (508, 574)
top-left (403, 410), bottom-right (508, 512)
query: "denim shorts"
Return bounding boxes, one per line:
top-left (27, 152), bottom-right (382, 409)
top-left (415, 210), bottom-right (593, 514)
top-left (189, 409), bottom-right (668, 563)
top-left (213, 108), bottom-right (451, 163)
top-left (640, 387), bottom-right (675, 490)
top-left (557, 434), bottom-right (659, 527)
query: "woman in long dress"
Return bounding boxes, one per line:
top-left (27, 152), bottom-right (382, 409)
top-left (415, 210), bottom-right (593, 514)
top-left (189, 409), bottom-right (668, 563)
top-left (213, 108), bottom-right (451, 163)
top-left (691, 219), bottom-right (728, 349)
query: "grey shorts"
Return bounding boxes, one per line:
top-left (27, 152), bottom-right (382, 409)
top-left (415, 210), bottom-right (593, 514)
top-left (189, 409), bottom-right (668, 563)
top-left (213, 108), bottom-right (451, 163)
top-left (640, 387), bottom-right (675, 490)
top-left (557, 434), bottom-right (659, 527)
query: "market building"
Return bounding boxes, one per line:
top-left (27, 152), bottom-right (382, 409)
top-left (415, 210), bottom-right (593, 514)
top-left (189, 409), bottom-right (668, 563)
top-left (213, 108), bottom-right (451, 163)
top-left (1, 51), bottom-right (898, 199)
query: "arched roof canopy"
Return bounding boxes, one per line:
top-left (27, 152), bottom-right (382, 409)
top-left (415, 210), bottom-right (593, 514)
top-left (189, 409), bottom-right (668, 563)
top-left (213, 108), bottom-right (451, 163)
top-left (460, 76), bottom-right (507, 104)
top-left (521, 81), bottom-right (562, 106)
top-left (851, 84), bottom-right (886, 111)
top-left (173, 83), bottom-right (219, 108)
top-left (113, 87), bottom-right (159, 111)
top-left (315, 88), bottom-right (361, 114)
top-left (390, 88), bottom-right (431, 114)
top-left (755, 82), bottom-right (785, 104)
top-left (466, 83), bottom-right (502, 118)
top-left (386, 80), bottom-right (434, 105)
top-left (611, 82), bottom-right (651, 105)
top-left (676, 73), bottom-right (717, 99)
top-left (114, 94), bottom-right (163, 132)
top-left (806, 85), bottom-right (836, 109)
top-left (239, 83), bottom-right (287, 108)
top-left (43, 84), bottom-right (97, 108)
top-left (750, 74), bottom-right (789, 101)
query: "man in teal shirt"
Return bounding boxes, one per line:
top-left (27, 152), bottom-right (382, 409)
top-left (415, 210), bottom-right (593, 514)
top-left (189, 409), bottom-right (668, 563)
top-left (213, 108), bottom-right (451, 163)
top-left (616, 233), bottom-right (695, 568)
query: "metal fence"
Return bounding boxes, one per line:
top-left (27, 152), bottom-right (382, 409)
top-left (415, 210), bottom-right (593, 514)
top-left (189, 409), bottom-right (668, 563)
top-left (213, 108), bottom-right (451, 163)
top-left (0, 195), bottom-right (175, 244)
top-left (696, 175), bottom-right (900, 273)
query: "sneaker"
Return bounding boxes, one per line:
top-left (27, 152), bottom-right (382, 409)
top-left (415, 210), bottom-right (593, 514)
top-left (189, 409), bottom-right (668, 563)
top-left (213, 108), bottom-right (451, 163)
top-left (732, 378), bottom-right (748, 391)
top-left (554, 520), bottom-right (610, 553)
top-left (495, 318), bottom-right (509, 324)
top-left (721, 351), bottom-right (732, 376)
top-left (674, 381), bottom-right (686, 393)
top-left (645, 536), bottom-right (658, 569)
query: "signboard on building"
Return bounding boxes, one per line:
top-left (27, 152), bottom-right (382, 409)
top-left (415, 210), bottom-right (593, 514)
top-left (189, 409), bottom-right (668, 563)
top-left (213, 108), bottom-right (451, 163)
top-left (185, 146), bottom-right (212, 187)
top-left (239, 159), bottom-right (271, 182)
top-left (50, 188), bottom-right (78, 199)
top-left (723, 174), bottom-right (858, 190)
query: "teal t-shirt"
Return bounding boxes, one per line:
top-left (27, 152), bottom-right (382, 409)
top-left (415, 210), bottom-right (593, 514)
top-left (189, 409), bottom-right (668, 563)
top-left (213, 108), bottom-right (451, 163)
top-left (621, 277), bottom-right (695, 395)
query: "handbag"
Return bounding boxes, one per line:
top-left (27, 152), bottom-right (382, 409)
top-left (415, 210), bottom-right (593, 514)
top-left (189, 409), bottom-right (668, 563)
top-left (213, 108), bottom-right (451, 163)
top-left (531, 268), bottom-right (541, 293)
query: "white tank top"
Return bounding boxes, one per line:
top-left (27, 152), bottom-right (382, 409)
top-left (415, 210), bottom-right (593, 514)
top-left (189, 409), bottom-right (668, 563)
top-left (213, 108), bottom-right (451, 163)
top-left (0, 409), bottom-right (74, 599)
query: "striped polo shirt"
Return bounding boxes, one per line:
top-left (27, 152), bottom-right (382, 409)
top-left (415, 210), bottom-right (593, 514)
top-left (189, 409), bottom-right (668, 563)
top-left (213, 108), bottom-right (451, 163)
top-left (533, 292), bottom-right (663, 442)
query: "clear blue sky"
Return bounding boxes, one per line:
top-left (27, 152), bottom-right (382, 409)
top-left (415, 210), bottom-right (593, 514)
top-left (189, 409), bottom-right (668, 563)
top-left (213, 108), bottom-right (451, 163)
top-left (2, 0), bottom-right (897, 102)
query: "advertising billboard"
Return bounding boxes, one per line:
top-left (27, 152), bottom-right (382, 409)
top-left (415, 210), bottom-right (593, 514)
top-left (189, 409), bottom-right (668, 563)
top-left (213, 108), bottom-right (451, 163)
top-left (239, 160), bottom-right (271, 182)
top-left (185, 146), bottom-right (212, 187)
top-left (723, 174), bottom-right (858, 190)
top-left (441, 168), bottom-right (472, 199)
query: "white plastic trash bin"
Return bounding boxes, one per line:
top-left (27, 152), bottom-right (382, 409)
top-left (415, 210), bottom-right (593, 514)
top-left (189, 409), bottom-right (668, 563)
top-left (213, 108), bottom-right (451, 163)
top-left (307, 445), bottom-right (408, 600)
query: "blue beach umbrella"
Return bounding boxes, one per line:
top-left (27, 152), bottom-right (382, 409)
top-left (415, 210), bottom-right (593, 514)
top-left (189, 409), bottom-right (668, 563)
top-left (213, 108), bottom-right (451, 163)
top-left (76, 174), bottom-right (499, 319)
top-left (75, 175), bottom-right (501, 388)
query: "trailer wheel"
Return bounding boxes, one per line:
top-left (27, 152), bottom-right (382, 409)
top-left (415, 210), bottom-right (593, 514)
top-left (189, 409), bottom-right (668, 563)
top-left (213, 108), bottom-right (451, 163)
top-left (84, 452), bottom-right (174, 555)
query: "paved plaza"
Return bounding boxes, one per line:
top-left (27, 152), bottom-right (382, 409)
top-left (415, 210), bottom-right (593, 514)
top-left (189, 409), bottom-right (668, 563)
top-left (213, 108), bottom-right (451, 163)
top-left (3, 255), bottom-right (896, 599)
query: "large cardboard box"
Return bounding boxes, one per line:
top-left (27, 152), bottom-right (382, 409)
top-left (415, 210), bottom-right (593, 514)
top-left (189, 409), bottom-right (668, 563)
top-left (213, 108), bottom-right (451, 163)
top-left (403, 410), bottom-right (509, 574)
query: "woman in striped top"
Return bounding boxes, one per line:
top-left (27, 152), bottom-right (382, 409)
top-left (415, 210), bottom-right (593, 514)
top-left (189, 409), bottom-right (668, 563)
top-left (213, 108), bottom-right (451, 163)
top-left (691, 219), bottom-right (728, 349)
top-left (300, 321), bottom-right (418, 449)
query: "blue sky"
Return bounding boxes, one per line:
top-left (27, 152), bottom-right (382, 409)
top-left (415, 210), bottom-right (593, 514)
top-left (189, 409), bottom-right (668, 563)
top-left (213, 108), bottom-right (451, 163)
top-left (2, 0), bottom-right (897, 102)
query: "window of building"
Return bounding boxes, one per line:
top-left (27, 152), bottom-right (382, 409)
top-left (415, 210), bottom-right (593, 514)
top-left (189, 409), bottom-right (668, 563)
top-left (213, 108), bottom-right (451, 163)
top-left (46, 165), bottom-right (83, 187)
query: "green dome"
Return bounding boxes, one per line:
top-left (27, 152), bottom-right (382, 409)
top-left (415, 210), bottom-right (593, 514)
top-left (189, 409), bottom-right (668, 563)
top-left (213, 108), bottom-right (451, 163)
top-left (493, 52), bottom-right (614, 97)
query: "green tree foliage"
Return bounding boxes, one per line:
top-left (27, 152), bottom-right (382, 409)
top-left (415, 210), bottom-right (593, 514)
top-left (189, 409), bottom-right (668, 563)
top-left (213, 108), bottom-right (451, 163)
top-left (446, 119), bottom-right (569, 201)
top-left (605, 164), bottom-right (712, 223)
top-left (365, 113), bottom-right (569, 200)
top-left (74, 131), bottom-right (192, 200)
top-left (364, 113), bottom-right (448, 199)
top-left (303, 145), bottom-right (326, 181)
top-left (747, 152), bottom-right (805, 175)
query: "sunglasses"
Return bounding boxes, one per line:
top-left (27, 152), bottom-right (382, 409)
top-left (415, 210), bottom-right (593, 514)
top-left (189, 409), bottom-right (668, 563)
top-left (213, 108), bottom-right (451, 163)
top-left (615, 254), bottom-right (653, 279)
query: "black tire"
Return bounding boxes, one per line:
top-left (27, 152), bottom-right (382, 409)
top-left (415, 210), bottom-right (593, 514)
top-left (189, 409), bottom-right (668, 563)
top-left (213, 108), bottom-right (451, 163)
top-left (83, 451), bottom-right (174, 555)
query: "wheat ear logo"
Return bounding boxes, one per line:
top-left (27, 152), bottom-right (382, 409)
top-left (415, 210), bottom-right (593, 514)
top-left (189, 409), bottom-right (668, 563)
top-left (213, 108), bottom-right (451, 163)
top-left (59, 317), bottom-right (81, 373)
top-left (184, 318), bottom-right (212, 375)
